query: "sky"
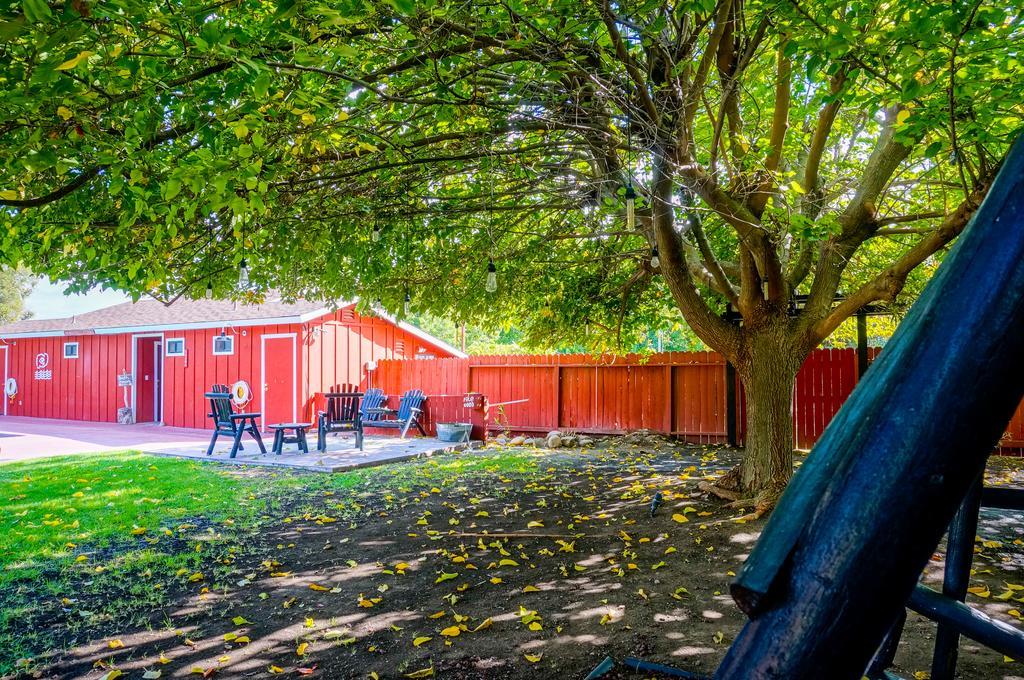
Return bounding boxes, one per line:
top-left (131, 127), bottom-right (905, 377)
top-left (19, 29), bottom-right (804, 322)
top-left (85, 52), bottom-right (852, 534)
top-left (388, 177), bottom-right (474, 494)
top-left (25, 278), bottom-right (131, 320)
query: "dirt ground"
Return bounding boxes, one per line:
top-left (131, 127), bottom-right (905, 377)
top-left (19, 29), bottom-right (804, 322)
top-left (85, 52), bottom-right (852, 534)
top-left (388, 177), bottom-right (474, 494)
top-left (22, 439), bottom-right (1024, 679)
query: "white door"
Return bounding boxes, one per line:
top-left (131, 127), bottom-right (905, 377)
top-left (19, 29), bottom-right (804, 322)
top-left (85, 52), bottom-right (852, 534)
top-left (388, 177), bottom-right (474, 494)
top-left (0, 345), bottom-right (7, 416)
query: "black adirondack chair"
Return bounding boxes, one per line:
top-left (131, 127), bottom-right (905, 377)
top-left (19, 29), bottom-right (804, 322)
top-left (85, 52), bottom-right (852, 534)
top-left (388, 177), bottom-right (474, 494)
top-left (361, 387), bottom-right (387, 422)
top-left (205, 389), bottom-right (266, 458)
top-left (363, 389), bottom-right (427, 438)
top-left (317, 391), bottom-right (364, 452)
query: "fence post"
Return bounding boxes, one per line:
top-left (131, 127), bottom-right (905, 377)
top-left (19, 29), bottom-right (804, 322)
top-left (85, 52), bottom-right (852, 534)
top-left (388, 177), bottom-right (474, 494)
top-left (553, 365), bottom-right (562, 431)
top-left (725, 360), bottom-right (738, 447)
top-left (857, 309), bottom-right (869, 379)
top-left (664, 364), bottom-right (674, 435)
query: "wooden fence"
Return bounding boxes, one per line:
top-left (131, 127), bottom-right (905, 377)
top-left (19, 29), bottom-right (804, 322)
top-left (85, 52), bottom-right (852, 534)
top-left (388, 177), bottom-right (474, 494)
top-left (375, 349), bottom-right (1024, 452)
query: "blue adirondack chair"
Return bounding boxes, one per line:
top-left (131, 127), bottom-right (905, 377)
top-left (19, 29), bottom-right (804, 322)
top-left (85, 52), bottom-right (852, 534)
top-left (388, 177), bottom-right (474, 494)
top-left (363, 389), bottom-right (427, 438)
top-left (360, 387), bottom-right (387, 422)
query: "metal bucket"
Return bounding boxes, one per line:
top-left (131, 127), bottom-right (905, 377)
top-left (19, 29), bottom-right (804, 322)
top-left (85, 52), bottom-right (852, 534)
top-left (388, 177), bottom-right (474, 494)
top-left (436, 422), bottom-right (472, 442)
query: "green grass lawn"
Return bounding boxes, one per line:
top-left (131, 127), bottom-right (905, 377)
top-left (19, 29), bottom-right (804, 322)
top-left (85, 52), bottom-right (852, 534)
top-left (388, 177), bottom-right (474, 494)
top-left (0, 449), bottom-right (538, 674)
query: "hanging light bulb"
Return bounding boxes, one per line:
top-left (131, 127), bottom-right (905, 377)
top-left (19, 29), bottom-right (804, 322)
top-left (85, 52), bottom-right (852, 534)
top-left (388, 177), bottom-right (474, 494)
top-left (485, 258), bottom-right (497, 293)
top-left (650, 246), bottom-right (660, 269)
top-left (372, 224), bottom-right (381, 243)
top-left (205, 281), bottom-right (213, 299)
top-left (404, 291), bottom-right (411, 316)
top-left (624, 183), bottom-right (636, 229)
top-left (238, 259), bottom-right (250, 288)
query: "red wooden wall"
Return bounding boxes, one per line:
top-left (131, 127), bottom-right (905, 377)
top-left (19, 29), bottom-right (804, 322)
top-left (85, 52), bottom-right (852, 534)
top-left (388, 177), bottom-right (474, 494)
top-left (0, 306), bottom-right (456, 428)
top-left (0, 334), bottom-right (130, 422)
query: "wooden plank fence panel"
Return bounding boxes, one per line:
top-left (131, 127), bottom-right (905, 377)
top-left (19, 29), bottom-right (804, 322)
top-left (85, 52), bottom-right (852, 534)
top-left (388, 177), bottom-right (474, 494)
top-left (375, 349), bottom-right (1024, 453)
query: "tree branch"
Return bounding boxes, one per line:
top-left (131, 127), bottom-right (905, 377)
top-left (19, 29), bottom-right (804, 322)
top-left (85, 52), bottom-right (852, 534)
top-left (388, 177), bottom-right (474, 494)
top-left (808, 171), bottom-right (995, 344)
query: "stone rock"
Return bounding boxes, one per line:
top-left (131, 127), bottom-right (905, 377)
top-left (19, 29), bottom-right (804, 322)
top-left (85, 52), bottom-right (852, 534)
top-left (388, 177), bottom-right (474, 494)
top-left (494, 435), bottom-right (508, 446)
top-left (509, 435), bottom-right (527, 446)
top-left (545, 434), bottom-right (562, 449)
top-left (578, 436), bottom-right (595, 448)
top-left (560, 435), bottom-right (579, 448)
top-left (546, 430), bottom-right (562, 438)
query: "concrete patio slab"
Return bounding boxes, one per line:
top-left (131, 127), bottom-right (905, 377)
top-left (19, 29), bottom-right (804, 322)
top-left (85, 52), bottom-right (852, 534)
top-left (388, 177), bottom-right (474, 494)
top-left (0, 415), bottom-right (479, 472)
top-left (149, 436), bottom-right (481, 472)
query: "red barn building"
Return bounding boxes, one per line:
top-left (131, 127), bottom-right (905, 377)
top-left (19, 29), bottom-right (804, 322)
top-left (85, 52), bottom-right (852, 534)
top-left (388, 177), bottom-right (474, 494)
top-left (0, 296), bottom-right (463, 428)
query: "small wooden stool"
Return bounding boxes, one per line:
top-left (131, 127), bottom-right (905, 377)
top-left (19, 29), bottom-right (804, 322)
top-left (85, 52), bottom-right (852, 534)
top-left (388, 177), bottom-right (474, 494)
top-left (270, 423), bottom-right (310, 455)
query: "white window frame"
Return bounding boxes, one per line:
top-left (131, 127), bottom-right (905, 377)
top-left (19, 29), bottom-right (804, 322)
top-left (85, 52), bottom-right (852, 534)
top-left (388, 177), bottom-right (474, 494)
top-left (63, 341), bottom-right (79, 359)
top-left (212, 334), bottom-right (234, 356)
top-left (165, 337), bottom-right (186, 357)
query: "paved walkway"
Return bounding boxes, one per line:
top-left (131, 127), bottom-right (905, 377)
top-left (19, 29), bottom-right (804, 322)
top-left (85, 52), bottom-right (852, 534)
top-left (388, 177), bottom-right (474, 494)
top-left (0, 416), bottom-right (478, 472)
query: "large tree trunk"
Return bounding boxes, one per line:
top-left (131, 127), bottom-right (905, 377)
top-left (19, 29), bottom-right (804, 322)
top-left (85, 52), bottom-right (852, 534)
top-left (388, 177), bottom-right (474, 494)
top-left (738, 342), bottom-right (800, 500)
top-left (711, 318), bottom-right (804, 510)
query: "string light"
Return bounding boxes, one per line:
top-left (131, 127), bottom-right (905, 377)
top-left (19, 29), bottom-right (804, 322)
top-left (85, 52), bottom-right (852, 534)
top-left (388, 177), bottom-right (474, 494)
top-left (205, 281), bottom-right (213, 299)
top-left (485, 258), bottom-right (497, 293)
top-left (372, 224), bottom-right (381, 242)
top-left (650, 246), bottom-right (660, 269)
top-left (404, 291), bottom-right (411, 316)
top-left (625, 183), bottom-right (636, 229)
top-left (238, 259), bottom-right (250, 288)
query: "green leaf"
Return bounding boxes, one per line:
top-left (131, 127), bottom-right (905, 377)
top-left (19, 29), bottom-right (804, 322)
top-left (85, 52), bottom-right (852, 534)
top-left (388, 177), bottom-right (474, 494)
top-left (164, 178), bottom-right (182, 200)
top-left (386, 0), bottom-right (417, 15)
top-left (21, 0), bottom-right (51, 22)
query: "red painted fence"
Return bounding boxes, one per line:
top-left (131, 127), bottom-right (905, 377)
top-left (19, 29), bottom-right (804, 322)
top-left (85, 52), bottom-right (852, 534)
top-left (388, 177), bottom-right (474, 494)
top-left (375, 349), bottom-right (1024, 452)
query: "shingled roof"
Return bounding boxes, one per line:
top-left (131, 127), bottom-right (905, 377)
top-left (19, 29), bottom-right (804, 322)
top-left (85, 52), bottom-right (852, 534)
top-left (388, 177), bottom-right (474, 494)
top-left (0, 294), bottom-right (467, 357)
top-left (0, 294), bottom-right (339, 337)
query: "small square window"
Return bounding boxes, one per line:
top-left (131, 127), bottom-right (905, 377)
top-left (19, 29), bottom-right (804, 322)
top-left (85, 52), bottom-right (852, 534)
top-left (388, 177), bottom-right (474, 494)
top-left (212, 335), bottom-right (234, 355)
top-left (63, 342), bottom-right (79, 359)
top-left (166, 338), bottom-right (186, 357)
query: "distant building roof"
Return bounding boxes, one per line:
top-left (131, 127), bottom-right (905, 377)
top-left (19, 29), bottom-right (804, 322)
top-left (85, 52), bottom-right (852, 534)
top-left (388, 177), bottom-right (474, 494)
top-left (0, 295), bottom-right (467, 357)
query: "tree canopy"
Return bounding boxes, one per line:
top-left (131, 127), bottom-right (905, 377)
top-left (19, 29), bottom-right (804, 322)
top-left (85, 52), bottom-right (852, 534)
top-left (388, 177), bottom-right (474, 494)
top-left (0, 268), bottom-right (34, 323)
top-left (2, 0), bottom-right (1019, 347)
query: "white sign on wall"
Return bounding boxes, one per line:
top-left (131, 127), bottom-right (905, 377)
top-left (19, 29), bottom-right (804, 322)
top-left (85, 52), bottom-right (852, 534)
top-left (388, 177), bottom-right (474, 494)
top-left (34, 352), bottom-right (51, 380)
